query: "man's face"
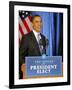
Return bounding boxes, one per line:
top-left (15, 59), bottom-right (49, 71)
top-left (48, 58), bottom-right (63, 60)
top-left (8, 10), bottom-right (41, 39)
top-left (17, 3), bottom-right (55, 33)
top-left (32, 16), bottom-right (42, 32)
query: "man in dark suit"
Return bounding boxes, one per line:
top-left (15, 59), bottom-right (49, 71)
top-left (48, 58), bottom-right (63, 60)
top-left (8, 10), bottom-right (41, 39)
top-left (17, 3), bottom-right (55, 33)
top-left (19, 15), bottom-right (47, 79)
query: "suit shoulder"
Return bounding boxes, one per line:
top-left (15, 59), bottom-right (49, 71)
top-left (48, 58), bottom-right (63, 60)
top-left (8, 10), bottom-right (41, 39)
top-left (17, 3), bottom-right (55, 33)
top-left (19, 32), bottom-right (32, 47)
top-left (22, 31), bottom-right (33, 39)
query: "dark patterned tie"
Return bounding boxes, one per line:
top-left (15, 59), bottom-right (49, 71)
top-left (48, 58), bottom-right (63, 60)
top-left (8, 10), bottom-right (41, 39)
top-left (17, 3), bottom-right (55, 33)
top-left (38, 34), bottom-right (43, 55)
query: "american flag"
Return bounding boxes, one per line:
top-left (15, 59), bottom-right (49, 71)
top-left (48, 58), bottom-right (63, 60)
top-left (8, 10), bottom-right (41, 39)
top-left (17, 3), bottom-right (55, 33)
top-left (19, 11), bottom-right (32, 43)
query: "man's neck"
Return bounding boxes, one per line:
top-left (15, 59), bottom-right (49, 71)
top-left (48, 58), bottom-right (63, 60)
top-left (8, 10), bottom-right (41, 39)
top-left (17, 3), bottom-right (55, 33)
top-left (33, 29), bottom-right (40, 34)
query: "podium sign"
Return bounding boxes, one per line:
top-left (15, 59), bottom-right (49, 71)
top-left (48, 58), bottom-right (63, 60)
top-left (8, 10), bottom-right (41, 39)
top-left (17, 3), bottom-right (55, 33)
top-left (25, 56), bottom-right (62, 78)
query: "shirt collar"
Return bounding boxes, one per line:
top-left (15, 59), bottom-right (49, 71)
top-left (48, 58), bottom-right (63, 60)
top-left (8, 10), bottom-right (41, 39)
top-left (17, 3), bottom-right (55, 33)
top-left (33, 29), bottom-right (40, 36)
top-left (33, 30), bottom-right (41, 42)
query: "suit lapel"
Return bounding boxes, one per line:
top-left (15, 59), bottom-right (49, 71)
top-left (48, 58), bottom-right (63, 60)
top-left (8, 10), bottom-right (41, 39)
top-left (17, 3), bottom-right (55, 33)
top-left (29, 31), bottom-right (41, 55)
top-left (40, 33), bottom-right (45, 47)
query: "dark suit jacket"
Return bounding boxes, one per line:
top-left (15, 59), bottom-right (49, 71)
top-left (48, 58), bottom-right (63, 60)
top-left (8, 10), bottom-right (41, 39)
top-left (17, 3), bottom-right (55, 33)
top-left (19, 31), bottom-right (46, 78)
top-left (19, 31), bottom-right (46, 65)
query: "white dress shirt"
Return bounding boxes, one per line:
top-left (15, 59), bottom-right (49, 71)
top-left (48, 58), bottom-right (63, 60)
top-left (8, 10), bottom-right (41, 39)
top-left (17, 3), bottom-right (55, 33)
top-left (33, 30), bottom-right (41, 43)
top-left (33, 30), bottom-right (44, 54)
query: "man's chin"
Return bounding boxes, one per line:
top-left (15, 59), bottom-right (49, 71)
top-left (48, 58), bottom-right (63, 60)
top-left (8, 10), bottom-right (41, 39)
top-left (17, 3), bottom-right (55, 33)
top-left (34, 29), bottom-right (41, 32)
top-left (37, 29), bottom-right (41, 32)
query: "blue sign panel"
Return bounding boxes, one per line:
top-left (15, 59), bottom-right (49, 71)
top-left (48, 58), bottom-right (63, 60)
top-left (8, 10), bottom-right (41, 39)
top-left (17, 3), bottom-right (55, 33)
top-left (25, 56), bottom-right (62, 78)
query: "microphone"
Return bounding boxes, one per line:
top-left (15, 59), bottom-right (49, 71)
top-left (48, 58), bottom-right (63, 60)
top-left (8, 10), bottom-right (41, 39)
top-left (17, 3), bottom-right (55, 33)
top-left (39, 38), bottom-right (48, 47)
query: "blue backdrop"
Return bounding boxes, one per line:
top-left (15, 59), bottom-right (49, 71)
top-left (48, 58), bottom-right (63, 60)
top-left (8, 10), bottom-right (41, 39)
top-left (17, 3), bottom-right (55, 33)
top-left (31, 11), bottom-right (63, 56)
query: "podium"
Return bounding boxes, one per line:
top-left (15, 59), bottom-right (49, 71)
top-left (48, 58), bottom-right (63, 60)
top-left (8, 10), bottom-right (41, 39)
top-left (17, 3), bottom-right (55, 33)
top-left (23, 56), bottom-right (63, 79)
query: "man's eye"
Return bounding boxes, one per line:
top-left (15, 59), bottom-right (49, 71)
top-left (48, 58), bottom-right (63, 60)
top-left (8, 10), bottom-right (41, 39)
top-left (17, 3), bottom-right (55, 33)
top-left (35, 21), bottom-right (42, 23)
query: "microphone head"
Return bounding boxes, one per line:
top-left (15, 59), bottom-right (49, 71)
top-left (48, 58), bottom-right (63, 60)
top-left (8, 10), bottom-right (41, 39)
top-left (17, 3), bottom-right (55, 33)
top-left (39, 38), bottom-right (49, 48)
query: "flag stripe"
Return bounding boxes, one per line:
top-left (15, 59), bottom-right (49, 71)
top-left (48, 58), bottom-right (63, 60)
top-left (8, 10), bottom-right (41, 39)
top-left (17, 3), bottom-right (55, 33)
top-left (19, 11), bottom-right (32, 43)
top-left (19, 16), bottom-right (28, 34)
top-left (19, 30), bottom-right (22, 40)
top-left (28, 16), bottom-right (31, 22)
top-left (19, 24), bottom-right (24, 36)
top-left (25, 17), bottom-right (32, 31)
top-left (22, 19), bottom-right (31, 32)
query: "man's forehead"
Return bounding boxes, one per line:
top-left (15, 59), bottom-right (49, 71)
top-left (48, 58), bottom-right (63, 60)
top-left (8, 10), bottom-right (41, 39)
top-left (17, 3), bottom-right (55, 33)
top-left (34, 16), bottom-right (41, 19)
top-left (33, 16), bottom-right (42, 21)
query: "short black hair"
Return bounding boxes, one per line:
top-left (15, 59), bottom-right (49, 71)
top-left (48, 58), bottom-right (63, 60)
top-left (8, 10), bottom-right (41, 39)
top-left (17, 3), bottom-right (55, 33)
top-left (31, 15), bottom-right (42, 22)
